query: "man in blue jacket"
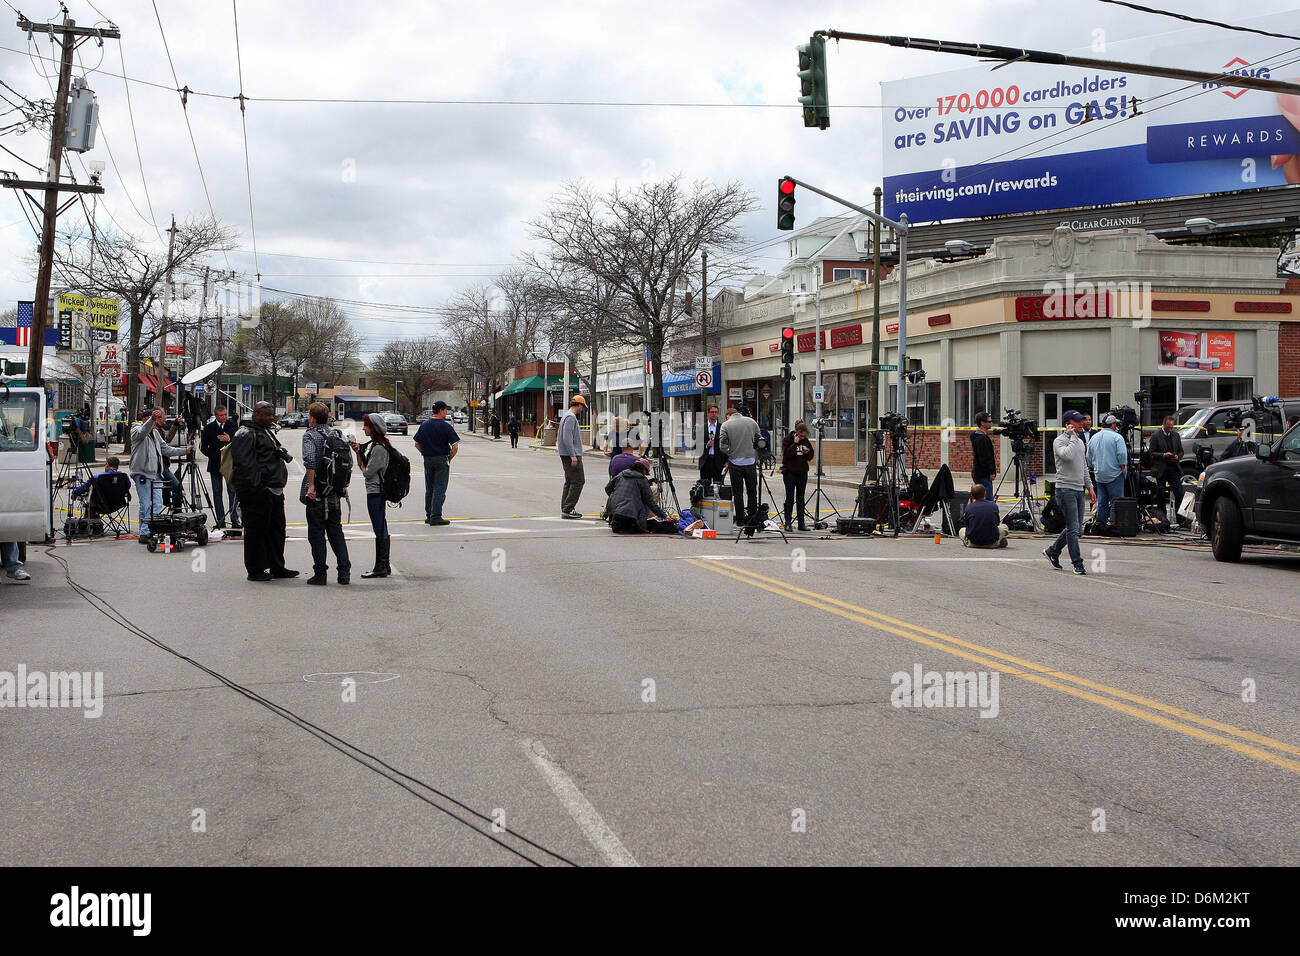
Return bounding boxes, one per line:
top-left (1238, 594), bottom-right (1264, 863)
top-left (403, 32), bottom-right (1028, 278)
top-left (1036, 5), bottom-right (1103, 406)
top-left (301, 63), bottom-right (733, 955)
top-left (1086, 413), bottom-right (1129, 530)
top-left (557, 395), bottom-right (586, 518)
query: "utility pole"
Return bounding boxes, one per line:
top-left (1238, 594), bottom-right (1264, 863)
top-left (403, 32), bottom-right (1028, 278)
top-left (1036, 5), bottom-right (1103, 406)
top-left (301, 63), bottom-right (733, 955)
top-left (158, 215), bottom-right (177, 406)
top-left (6, 14), bottom-right (117, 385)
top-left (699, 249), bottom-right (708, 444)
top-left (868, 186), bottom-right (882, 479)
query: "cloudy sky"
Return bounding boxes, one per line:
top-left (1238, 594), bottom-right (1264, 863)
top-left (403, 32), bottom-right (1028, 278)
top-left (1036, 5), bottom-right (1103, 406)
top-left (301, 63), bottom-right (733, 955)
top-left (1, 0), bottom-right (1296, 355)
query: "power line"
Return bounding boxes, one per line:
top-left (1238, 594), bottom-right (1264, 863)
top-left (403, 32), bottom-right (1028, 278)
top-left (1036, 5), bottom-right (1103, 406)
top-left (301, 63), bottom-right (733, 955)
top-left (113, 39), bottom-right (163, 239)
top-left (149, 0), bottom-right (231, 269)
top-left (231, 0), bottom-right (259, 280)
top-left (1094, 1), bottom-right (1300, 42)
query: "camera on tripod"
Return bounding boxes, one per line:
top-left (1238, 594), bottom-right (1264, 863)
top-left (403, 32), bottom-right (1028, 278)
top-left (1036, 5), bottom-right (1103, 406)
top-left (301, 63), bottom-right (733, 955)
top-left (992, 409), bottom-right (1039, 457)
top-left (1223, 394), bottom-right (1282, 433)
top-left (879, 411), bottom-right (909, 439)
top-left (1106, 404), bottom-right (1138, 439)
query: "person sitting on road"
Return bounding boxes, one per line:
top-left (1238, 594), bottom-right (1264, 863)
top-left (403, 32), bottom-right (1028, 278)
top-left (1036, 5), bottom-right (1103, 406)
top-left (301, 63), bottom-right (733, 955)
top-left (959, 484), bottom-right (1008, 549)
top-left (604, 458), bottom-right (675, 534)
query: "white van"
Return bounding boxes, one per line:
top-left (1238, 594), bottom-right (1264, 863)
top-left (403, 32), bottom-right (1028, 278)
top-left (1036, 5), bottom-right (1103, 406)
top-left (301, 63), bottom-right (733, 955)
top-left (0, 386), bottom-right (53, 546)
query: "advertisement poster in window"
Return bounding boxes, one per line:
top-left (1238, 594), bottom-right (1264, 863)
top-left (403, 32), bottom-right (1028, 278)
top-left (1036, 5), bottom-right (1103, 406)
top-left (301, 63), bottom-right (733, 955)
top-left (1157, 330), bottom-right (1235, 372)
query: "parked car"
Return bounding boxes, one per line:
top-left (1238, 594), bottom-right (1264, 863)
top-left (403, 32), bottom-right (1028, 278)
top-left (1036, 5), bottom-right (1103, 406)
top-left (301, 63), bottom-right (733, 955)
top-left (415, 411), bottom-right (433, 423)
top-left (1172, 398), bottom-right (1300, 476)
top-left (1198, 421), bottom-right (1300, 561)
top-left (382, 412), bottom-right (409, 435)
top-left (452, 411), bottom-right (468, 423)
top-left (277, 412), bottom-right (309, 428)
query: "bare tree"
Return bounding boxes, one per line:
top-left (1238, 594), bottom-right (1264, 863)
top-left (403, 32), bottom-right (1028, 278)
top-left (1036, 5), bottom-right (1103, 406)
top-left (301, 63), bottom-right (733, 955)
top-left (232, 301), bottom-right (309, 410)
top-left (368, 336), bottom-right (446, 415)
top-left (49, 217), bottom-right (237, 440)
top-left (291, 296), bottom-right (363, 387)
top-left (528, 176), bottom-right (757, 398)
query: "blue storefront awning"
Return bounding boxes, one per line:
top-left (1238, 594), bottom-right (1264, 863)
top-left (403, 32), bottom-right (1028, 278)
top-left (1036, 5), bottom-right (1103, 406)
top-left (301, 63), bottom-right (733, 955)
top-left (662, 363), bottom-right (722, 397)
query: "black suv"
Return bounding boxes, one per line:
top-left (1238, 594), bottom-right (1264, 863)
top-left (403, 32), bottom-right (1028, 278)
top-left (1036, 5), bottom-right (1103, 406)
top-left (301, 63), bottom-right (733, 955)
top-left (1199, 423), bottom-right (1300, 561)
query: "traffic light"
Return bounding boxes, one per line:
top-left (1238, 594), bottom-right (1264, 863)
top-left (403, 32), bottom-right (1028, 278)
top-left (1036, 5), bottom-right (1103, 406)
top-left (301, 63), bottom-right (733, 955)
top-left (781, 326), bottom-right (795, 364)
top-left (777, 176), bottom-right (796, 231)
top-left (797, 35), bottom-right (829, 130)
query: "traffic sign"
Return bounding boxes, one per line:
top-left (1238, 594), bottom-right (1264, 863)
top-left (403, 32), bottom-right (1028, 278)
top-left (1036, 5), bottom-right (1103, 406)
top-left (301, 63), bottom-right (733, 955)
top-left (811, 385), bottom-right (826, 403)
top-left (695, 369), bottom-right (713, 388)
top-left (694, 356), bottom-right (712, 371)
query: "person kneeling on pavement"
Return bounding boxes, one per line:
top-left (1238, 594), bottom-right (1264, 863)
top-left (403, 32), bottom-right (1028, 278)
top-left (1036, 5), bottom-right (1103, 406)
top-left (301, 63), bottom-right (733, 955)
top-left (605, 458), bottom-right (676, 534)
top-left (959, 483), bottom-right (1008, 548)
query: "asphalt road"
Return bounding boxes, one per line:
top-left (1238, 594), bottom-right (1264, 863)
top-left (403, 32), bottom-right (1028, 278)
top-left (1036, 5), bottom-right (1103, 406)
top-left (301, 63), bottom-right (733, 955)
top-left (2, 429), bottom-right (1298, 866)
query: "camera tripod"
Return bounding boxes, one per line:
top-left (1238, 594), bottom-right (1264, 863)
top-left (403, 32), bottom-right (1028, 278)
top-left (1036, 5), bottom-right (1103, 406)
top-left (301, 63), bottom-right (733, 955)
top-left (867, 426), bottom-right (916, 537)
top-left (806, 420), bottom-right (841, 530)
top-left (646, 444), bottom-right (682, 517)
top-left (732, 461), bottom-right (788, 542)
top-left (994, 445), bottom-right (1039, 531)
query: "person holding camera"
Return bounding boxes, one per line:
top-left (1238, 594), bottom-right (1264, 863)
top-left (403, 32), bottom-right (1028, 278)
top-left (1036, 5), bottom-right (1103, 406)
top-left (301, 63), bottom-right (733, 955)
top-left (1147, 415), bottom-right (1184, 518)
top-left (230, 401), bottom-right (297, 582)
top-left (1042, 410), bottom-right (1095, 575)
top-left (720, 403), bottom-right (760, 527)
top-left (969, 411), bottom-right (997, 502)
top-left (781, 421), bottom-right (814, 531)
top-left (129, 407), bottom-right (193, 541)
top-left (1086, 414), bottom-right (1128, 529)
top-left (1220, 426), bottom-right (1256, 461)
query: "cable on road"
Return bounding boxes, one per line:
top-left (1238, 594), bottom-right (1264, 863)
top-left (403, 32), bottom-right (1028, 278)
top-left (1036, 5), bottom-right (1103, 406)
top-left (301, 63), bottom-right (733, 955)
top-left (41, 547), bottom-right (580, 867)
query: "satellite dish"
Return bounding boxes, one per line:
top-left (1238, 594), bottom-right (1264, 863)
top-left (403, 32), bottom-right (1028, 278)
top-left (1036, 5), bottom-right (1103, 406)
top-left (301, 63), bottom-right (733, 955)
top-left (181, 359), bottom-right (224, 386)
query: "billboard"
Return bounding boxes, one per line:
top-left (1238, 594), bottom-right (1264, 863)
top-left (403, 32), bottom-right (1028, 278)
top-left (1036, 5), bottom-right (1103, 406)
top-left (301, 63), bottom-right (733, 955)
top-left (1158, 330), bottom-right (1235, 372)
top-left (55, 292), bottom-right (119, 346)
top-left (881, 13), bottom-right (1300, 222)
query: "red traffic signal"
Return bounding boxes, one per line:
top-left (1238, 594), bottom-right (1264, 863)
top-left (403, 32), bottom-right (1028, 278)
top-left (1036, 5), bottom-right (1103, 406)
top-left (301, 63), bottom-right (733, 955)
top-left (780, 326), bottom-right (795, 363)
top-left (779, 177), bottom-right (795, 195)
top-left (777, 177), bottom-right (796, 230)
top-left (782, 326), bottom-right (795, 339)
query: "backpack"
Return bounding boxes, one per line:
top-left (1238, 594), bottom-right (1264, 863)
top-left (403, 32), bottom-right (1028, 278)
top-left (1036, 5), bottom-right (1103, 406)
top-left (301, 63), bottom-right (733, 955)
top-left (380, 443), bottom-right (411, 504)
top-left (314, 428), bottom-right (353, 499)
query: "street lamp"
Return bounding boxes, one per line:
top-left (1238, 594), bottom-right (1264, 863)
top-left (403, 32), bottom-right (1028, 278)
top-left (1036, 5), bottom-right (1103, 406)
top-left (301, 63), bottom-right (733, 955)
top-left (395, 379), bottom-right (402, 416)
top-left (1185, 217), bottom-right (1216, 236)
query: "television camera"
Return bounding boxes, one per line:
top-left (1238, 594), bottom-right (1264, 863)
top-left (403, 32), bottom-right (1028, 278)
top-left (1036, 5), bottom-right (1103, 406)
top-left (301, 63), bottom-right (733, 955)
top-left (1105, 404), bottom-right (1138, 439)
top-left (879, 410), bottom-right (909, 440)
top-left (992, 408), bottom-right (1039, 457)
top-left (1222, 395), bottom-right (1284, 436)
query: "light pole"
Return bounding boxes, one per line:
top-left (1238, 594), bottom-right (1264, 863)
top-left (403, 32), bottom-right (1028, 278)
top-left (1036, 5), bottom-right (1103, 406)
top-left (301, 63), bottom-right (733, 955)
top-left (395, 379), bottom-right (402, 417)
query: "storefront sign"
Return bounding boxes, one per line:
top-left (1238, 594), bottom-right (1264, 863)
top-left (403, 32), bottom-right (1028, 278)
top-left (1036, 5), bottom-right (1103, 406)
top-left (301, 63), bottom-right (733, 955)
top-left (830, 324), bottom-right (863, 348)
top-left (796, 331), bottom-right (826, 353)
top-left (596, 367), bottom-right (645, 391)
top-left (741, 347), bottom-right (754, 356)
top-left (1158, 330), bottom-right (1235, 372)
top-left (886, 322), bottom-right (899, 335)
top-left (1234, 300), bottom-right (1292, 314)
top-left (927, 313), bottom-right (952, 327)
top-left (1152, 299), bottom-right (1210, 312)
top-left (1016, 293), bottom-right (1112, 321)
top-left (55, 292), bottom-right (118, 345)
top-left (166, 344), bottom-right (185, 355)
top-left (728, 387), bottom-right (742, 400)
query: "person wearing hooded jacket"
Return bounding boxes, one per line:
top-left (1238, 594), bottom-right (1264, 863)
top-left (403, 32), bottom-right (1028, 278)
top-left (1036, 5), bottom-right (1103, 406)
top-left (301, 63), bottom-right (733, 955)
top-left (604, 459), bottom-right (675, 534)
top-left (349, 413), bottom-right (393, 578)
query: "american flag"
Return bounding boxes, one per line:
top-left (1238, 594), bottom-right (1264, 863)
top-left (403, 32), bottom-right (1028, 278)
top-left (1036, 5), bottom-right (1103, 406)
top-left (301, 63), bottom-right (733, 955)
top-left (0, 302), bottom-right (56, 347)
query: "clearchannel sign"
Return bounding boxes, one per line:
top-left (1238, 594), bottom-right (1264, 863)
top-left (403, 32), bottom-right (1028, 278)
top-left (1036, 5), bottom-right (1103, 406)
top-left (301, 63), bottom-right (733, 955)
top-left (881, 12), bottom-right (1300, 222)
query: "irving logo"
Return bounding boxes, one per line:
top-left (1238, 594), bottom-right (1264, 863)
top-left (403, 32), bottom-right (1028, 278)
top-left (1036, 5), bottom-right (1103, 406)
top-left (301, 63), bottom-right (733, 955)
top-left (1204, 57), bottom-right (1271, 99)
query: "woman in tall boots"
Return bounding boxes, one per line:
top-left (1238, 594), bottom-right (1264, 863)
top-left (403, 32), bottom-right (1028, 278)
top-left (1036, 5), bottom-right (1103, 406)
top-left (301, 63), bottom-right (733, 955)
top-left (350, 413), bottom-right (392, 578)
top-left (782, 420), bottom-right (815, 531)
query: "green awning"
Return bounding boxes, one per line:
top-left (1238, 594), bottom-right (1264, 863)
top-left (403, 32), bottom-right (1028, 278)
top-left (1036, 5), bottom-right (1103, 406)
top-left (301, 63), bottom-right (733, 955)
top-left (501, 374), bottom-right (581, 396)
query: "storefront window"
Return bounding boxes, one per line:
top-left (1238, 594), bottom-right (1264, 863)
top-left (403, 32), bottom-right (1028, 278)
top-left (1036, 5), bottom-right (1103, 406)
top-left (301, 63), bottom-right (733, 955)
top-left (1216, 377), bottom-right (1253, 402)
top-left (956, 379), bottom-right (971, 426)
top-left (1140, 376), bottom-right (1176, 426)
top-left (955, 377), bottom-right (1000, 424)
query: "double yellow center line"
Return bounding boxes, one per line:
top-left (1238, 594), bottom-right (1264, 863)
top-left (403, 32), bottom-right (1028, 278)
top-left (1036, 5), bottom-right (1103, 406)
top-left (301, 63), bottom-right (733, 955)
top-left (683, 557), bottom-right (1300, 776)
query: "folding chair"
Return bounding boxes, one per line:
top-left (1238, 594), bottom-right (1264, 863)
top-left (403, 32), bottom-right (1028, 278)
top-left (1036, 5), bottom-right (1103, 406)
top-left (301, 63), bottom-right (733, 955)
top-left (84, 471), bottom-right (133, 538)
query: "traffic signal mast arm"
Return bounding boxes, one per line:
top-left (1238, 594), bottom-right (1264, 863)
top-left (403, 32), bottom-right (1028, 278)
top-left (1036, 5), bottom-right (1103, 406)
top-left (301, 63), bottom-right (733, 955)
top-left (775, 176), bottom-right (913, 419)
top-left (814, 28), bottom-right (1300, 97)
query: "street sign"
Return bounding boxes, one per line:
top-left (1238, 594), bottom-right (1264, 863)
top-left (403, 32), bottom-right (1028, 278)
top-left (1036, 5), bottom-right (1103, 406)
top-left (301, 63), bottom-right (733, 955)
top-left (811, 385), bottom-right (826, 403)
top-left (694, 356), bottom-right (712, 371)
top-left (166, 344), bottom-right (184, 356)
top-left (694, 369), bottom-right (713, 388)
top-left (192, 383), bottom-right (205, 395)
top-left (99, 362), bottom-right (121, 378)
top-left (871, 364), bottom-right (899, 372)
